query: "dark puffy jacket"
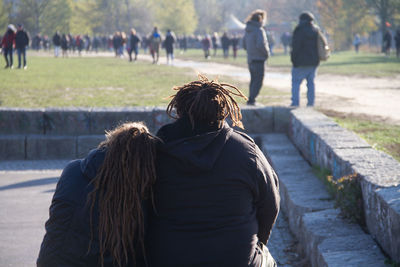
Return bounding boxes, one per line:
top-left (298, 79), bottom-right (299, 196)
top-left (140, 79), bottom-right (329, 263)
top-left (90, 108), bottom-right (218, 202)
top-left (15, 30), bottom-right (29, 48)
top-left (146, 117), bottom-right (280, 267)
top-left (37, 148), bottom-right (146, 267)
top-left (53, 33), bottom-right (61, 46)
top-left (291, 20), bottom-right (320, 67)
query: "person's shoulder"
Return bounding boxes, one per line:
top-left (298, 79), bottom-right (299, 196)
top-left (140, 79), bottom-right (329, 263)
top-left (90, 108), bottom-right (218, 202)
top-left (229, 129), bottom-right (257, 152)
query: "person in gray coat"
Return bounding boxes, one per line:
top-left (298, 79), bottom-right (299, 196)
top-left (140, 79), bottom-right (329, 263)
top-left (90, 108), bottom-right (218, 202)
top-left (243, 9), bottom-right (270, 105)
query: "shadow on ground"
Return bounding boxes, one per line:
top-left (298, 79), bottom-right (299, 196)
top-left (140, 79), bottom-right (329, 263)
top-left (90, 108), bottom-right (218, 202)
top-left (0, 177), bottom-right (58, 191)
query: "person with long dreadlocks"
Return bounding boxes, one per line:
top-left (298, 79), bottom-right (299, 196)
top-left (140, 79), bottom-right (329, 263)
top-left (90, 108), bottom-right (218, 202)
top-left (147, 76), bottom-right (280, 266)
top-left (37, 122), bottom-right (159, 267)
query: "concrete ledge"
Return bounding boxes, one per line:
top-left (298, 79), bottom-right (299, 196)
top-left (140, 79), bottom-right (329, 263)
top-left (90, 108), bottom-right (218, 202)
top-left (260, 133), bottom-right (386, 266)
top-left (0, 135), bottom-right (25, 160)
top-left (0, 108), bottom-right (44, 134)
top-left (289, 108), bottom-right (400, 262)
top-left (26, 135), bottom-right (76, 160)
top-left (77, 135), bottom-right (105, 158)
top-left (0, 106), bottom-right (291, 136)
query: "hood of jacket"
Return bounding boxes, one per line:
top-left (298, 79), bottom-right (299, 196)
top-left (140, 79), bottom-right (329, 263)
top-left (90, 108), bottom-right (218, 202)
top-left (157, 117), bottom-right (233, 172)
top-left (245, 20), bottom-right (262, 33)
top-left (80, 147), bottom-right (106, 181)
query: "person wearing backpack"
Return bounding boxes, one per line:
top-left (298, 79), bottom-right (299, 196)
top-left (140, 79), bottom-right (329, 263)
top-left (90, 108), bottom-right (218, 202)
top-left (290, 11), bottom-right (323, 107)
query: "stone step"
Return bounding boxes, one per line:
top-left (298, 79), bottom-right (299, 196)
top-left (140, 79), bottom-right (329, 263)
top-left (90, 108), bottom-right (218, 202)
top-left (258, 133), bottom-right (386, 267)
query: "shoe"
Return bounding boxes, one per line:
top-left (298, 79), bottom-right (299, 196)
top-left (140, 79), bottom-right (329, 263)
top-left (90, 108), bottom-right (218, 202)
top-left (24, 66), bottom-right (27, 70)
top-left (4, 65), bottom-right (9, 69)
top-left (17, 66), bottom-right (21, 69)
top-left (10, 65), bottom-right (14, 69)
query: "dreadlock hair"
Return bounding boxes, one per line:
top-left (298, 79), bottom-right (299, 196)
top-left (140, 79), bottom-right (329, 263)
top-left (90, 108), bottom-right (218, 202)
top-left (166, 75), bottom-right (247, 129)
top-left (87, 122), bottom-right (159, 267)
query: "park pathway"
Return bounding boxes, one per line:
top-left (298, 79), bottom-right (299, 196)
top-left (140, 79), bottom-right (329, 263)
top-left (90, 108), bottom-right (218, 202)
top-left (164, 56), bottom-right (400, 125)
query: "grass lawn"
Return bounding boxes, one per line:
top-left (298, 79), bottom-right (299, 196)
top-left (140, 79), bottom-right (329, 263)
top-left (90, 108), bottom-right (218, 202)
top-left (177, 49), bottom-right (400, 77)
top-left (0, 55), bottom-right (288, 108)
top-left (320, 110), bottom-right (400, 162)
top-left (0, 56), bottom-right (200, 108)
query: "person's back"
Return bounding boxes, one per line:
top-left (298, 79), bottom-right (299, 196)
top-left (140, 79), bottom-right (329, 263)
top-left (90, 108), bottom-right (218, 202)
top-left (147, 77), bottom-right (280, 266)
top-left (291, 18), bottom-right (319, 68)
top-left (53, 32), bottom-right (61, 46)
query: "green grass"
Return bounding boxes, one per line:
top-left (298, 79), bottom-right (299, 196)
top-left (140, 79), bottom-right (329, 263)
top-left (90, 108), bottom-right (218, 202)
top-left (177, 49), bottom-right (400, 77)
top-left (0, 56), bottom-right (199, 108)
top-left (320, 110), bottom-right (400, 162)
top-left (0, 55), bottom-right (289, 108)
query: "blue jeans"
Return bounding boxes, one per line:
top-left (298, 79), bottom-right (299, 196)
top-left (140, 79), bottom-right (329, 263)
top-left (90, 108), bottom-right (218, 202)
top-left (17, 47), bottom-right (27, 67)
top-left (291, 66), bottom-right (317, 106)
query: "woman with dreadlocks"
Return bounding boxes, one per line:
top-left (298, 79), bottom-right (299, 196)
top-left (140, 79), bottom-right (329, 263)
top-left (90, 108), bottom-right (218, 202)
top-left (37, 122), bottom-right (159, 267)
top-left (147, 76), bottom-right (280, 266)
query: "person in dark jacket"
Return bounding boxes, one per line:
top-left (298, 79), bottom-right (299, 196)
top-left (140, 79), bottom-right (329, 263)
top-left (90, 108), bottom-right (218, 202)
top-left (164, 29), bottom-right (176, 65)
top-left (243, 9), bottom-right (270, 106)
top-left (221, 32), bottom-right (230, 58)
top-left (147, 76), bottom-right (280, 267)
top-left (1, 24), bottom-right (16, 69)
top-left (52, 31), bottom-right (61, 57)
top-left (15, 24), bottom-right (30, 69)
top-left (383, 30), bottom-right (392, 56)
top-left (395, 28), bottom-right (400, 59)
top-left (290, 11), bottom-right (320, 107)
top-left (128, 28), bottom-right (141, 61)
top-left (37, 122), bottom-right (160, 267)
top-left (60, 34), bottom-right (69, 58)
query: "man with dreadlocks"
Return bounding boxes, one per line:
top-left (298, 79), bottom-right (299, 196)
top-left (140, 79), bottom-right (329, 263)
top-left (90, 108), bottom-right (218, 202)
top-left (37, 122), bottom-right (159, 267)
top-left (147, 76), bottom-right (280, 266)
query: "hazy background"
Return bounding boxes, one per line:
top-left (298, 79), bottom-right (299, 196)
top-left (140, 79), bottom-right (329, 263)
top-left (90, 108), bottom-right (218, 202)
top-left (0, 0), bottom-right (399, 50)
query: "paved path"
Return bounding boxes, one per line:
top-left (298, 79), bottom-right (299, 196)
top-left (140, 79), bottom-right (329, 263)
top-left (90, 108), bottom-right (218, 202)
top-left (0, 160), bottom-right (300, 266)
top-left (166, 58), bottom-right (400, 125)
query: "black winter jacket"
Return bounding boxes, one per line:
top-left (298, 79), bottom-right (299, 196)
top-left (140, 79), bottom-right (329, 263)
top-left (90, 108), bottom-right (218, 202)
top-left (15, 30), bottom-right (29, 49)
top-left (291, 20), bottom-right (320, 67)
top-left (37, 148), bottom-right (146, 267)
top-left (146, 117), bottom-right (280, 267)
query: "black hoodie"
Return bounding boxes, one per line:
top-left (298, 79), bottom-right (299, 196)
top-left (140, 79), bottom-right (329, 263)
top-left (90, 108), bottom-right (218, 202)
top-left (147, 117), bottom-right (280, 266)
top-left (37, 148), bottom-right (146, 267)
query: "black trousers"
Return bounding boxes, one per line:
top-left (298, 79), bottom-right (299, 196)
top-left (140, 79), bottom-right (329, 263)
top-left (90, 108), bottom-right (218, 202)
top-left (3, 47), bottom-right (13, 67)
top-left (248, 60), bottom-right (265, 103)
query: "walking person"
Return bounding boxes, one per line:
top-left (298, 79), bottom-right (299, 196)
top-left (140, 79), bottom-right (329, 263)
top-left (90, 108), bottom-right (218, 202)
top-left (164, 29), bottom-right (176, 65)
top-left (243, 9), bottom-right (270, 106)
top-left (15, 24), bottom-right (30, 69)
top-left (147, 76), bottom-right (280, 267)
top-left (128, 28), bottom-right (141, 62)
top-left (60, 34), bottom-right (69, 58)
top-left (1, 24), bottom-right (16, 69)
top-left (149, 27), bottom-right (162, 64)
top-left (221, 32), bottom-right (230, 58)
top-left (52, 31), bottom-right (61, 57)
top-left (231, 34), bottom-right (240, 59)
top-left (290, 12), bottom-right (321, 107)
top-left (201, 34), bottom-right (211, 59)
top-left (353, 33), bottom-right (361, 53)
top-left (212, 32), bottom-right (219, 56)
top-left (395, 28), bottom-right (400, 59)
top-left (37, 122), bottom-right (160, 267)
top-left (383, 30), bottom-right (392, 56)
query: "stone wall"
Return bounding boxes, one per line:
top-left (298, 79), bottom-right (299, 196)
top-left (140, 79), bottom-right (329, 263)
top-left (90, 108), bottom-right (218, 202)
top-left (0, 106), bottom-right (291, 160)
top-left (289, 108), bottom-right (400, 262)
